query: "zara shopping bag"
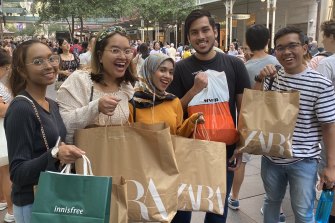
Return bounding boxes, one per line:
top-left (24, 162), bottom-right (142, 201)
top-left (31, 155), bottom-right (112, 223)
top-left (188, 69), bottom-right (238, 144)
top-left (172, 135), bottom-right (226, 215)
top-left (75, 122), bottom-right (179, 222)
top-left (237, 88), bottom-right (300, 158)
top-left (0, 119), bottom-right (8, 166)
top-left (110, 176), bottom-right (128, 223)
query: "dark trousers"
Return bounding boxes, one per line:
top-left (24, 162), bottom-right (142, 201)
top-left (204, 169), bottom-right (234, 223)
top-left (171, 211), bottom-right (192, 223)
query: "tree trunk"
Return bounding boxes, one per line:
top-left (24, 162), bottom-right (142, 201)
top-left (65, 18), bottom-right (73, 43)
top-left (71, 15), bottom-right (75, 42)
top-left (80, 16), bottom-right (84, 42)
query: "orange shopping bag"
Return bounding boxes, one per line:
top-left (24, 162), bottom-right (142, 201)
top-left (188, 70), bottom-right (238, 144)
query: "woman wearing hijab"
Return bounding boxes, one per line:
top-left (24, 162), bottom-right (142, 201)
top-left (129, 53), bottom-right (203, 137)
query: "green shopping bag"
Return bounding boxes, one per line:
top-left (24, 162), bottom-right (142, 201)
top-left (31, 155), bottom-right (112, 223)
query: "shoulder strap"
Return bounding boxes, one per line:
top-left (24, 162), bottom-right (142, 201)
top-left (15, 95), bottom-right (50, 150)
top-left (89, 85), bottom-right (94, 102)
top-left (268, 77), bottom-right (275, 91)
top-left (130, 98), bottom-right (136, 122)
top-left (317, 51), bottom-right (333, 57)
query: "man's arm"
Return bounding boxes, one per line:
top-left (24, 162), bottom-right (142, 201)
top-left (320, 123), bottom-right (335, 184)
top-left (180, 72), bottom-right (208, 111)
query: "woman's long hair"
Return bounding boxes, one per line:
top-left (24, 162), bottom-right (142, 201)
top-left (10, 40), bottom-right (40, 96)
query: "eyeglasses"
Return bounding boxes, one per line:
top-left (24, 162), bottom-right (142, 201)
top-left (275, 42), bottom-right (303, 53)
top-left (26, 55), bottom-right (60, 69)
top-left (104, 47), bottom-right (133, 58)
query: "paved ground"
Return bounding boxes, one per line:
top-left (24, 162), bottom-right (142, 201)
top-left (190, 155), bottom-right (297, 223)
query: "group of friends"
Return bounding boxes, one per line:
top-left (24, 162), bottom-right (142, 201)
top-left (0, 8), bottom-right (334, 223)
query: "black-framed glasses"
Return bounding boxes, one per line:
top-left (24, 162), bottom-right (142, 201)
top-left (26, 55), bottom-right (60, 69)
top-left (104, 47), bottom-right (133, 58)
top-left (275, 42), bottom-right (303, 53)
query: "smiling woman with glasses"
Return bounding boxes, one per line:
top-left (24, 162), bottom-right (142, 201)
top-left (57, 26), bottom-right (137, 144)
top-left (5, 40), bottom-right (85, 223)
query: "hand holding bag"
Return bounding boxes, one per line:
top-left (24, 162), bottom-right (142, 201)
top-left (237, 77), bottom-right (300, 158)
top-left (188, 69), bottom-right (238, 144)
top-left (31, 155), bottom-right (112, 223)
top-left (75, 122), bottom-right (179, 222)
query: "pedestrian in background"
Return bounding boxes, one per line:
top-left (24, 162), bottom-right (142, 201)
top-left (0, 49), bottom-right (15, 223)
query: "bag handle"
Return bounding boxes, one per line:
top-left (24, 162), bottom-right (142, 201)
top-left (193, 119), bottom-right (210, 141)
top-left (105, 103), bottom-right (131, 127)
top-left (60, 155), bottom-right (93, 176)
top-left (266, 65), bottom-right (281, 91)
top-left (15, 95), bottom-right (49, 150)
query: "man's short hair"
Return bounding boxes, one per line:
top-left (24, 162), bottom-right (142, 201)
top-left (245, 24), bottom-right (269, 51)
top-left (185, 9), bottom-right (215, 36)
top-left (321, 19), bottom-right (335, 38)
top-left (73, 38), bottom-right (79, 44)
top-left (274, 26), bottom-right (305, 46)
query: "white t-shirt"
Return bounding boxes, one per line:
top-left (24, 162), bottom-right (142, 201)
top-left (79, 51), bottom-right (92, 65)
top-left (0, 82), bottom-right (12, 103)
top-left (316, 54), bottom-right (335, 86)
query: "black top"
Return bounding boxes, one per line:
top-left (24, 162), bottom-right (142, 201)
top-left (167, 52), bottom-right (251, 156)
top-left (4, 91), bottom-right (66, 206)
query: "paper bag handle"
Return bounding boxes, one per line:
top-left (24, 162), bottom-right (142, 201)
top-left (193, 119), bottom-right (210, 141)
top-left (60, 155), bottom-right (93, 176)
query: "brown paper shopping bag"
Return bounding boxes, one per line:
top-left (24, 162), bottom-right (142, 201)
top-left (75, 122), bottom-right (179, 222)
top-left (172, 135), bottom-right (226, 215)
top-left (110, 176), bottom-right (128, 223)
top-left (237, 88), bottom-right (300, 158)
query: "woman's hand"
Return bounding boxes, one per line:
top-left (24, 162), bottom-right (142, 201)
top-left (196, 112), bottom-right (205, 124)
top-left (59, 70), bottom-right (71, 77)
top-left (57, 143), bottom-right (85, 164)
top-left (98, 95), bottom-right (121, 116)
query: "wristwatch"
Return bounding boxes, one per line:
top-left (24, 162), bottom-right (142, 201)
top-left (254, 74), bottom-right (263, 83)
top-left (51, 146), bottom-right (59, 159)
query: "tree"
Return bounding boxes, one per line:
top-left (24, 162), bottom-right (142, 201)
top-left (127, 0), bottom-right (197, 41)
top-left (35, 0), bottom-right (133, 41)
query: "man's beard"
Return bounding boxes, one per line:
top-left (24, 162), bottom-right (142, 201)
top-left (195, 42), bottom-right (215, 55)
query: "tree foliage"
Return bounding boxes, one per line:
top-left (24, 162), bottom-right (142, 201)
top-left (128, 0), bottom-right (198, 24)
top-left (33, 0), bottom-right (197, 40)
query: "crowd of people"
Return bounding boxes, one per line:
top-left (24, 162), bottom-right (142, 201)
top-left (0, 8), bottom-right (335, 223)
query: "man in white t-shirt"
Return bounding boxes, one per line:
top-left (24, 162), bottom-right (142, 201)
top-left (79, 36), bottom-right (96, 69)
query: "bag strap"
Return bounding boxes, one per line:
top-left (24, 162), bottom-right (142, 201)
top-left (16, 95), bottom-right (50, 150)
top-left (61, 155), bottom-right (93, 175)
top-left (267, 77), bottom-right (275, 91)
top-left (89, 85), bottom-right (94, 102)
top-left (268, 65), bottom-right (281, 91)
top-left (130, 98), bottom-right (136, 122)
